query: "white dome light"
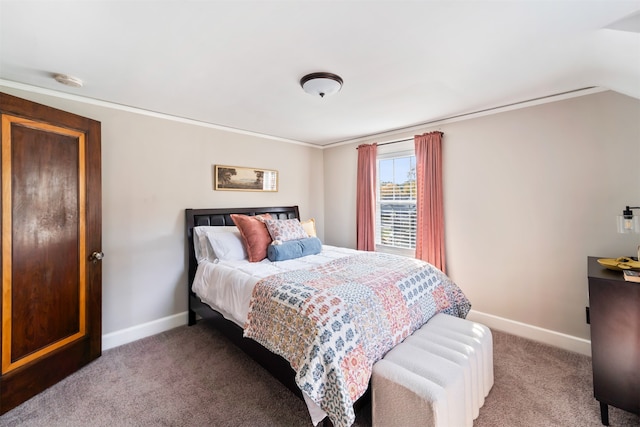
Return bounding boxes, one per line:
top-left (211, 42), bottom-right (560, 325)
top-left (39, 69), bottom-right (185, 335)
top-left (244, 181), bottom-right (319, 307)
top-left (300, 72), bottom-right (343, 98)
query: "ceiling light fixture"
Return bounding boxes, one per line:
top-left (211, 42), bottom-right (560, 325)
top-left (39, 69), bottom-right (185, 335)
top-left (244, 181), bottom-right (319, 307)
top-left (300, 72), bottom-right (343, 98)
top-left (53, 74), bottom-right (84, 88)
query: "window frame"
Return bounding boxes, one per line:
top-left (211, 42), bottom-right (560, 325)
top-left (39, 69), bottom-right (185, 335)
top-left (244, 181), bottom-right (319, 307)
top-left (375, 148), bottom-right (416, 258)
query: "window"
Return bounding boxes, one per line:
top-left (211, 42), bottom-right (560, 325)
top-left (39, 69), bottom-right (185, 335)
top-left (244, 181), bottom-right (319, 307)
top-left (376, 152), bottom-right (416, 256)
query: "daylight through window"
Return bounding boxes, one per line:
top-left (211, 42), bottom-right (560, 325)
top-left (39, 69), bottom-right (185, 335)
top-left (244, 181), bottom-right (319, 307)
top-left (376, 153), bottom-right (416, 255)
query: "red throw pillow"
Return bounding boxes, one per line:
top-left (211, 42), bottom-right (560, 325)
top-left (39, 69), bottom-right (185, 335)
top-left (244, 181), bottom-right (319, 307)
top-left (230, 213), bottom-right (272, 262)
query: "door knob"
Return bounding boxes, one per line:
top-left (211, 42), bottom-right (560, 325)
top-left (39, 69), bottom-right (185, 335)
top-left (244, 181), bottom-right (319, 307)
top-left (89, 251), bottom-right (104, 263)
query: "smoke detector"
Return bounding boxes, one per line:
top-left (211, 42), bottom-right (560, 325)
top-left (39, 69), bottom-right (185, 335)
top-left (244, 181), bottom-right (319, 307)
top-left (54, 74), bottom-right (84, 88)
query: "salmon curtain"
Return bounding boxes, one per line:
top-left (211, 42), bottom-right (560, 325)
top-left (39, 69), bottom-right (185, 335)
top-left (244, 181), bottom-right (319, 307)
top-left (414, 132), bottom-right (446, 272)
top-left (356, 143), bottom-right (377, 251)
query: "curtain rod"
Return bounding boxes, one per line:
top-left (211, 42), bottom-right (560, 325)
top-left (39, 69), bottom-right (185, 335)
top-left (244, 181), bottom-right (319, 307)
top-left (357, 131), bottom-right (444, 148)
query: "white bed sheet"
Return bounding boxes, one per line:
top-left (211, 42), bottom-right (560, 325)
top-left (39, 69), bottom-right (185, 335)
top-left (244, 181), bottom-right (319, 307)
top-left (191, 244), bottom-right (358, 328)
top-left (191, 244), bottom-right (359, 426)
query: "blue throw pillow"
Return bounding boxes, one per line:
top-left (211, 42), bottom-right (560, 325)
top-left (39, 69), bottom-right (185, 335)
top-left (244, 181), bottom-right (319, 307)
top-left (267, 237), bottom-right (322, 261)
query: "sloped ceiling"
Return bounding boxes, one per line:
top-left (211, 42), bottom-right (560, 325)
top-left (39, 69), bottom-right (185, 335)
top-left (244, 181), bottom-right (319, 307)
top-left (1, 1), bottom-right (639, 146)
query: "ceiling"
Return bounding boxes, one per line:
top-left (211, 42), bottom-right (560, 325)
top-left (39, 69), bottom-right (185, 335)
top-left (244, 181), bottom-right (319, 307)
top-left (1, 1), bottom-right (639, 147)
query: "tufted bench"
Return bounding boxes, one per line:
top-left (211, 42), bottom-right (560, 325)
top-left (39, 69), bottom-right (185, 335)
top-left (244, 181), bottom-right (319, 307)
top-left (371, 313), bottom-right (494, 427)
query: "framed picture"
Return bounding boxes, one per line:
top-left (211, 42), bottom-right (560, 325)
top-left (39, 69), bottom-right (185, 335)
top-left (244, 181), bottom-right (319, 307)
top-left (214, 165), bottom-right (278, 192)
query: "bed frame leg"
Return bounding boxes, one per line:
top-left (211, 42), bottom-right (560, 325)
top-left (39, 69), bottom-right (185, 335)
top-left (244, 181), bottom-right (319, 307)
top-left (188, 309), bottom-right (196, 326)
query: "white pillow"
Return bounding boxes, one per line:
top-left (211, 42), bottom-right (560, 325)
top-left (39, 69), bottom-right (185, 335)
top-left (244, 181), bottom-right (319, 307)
top-left (207, 229), bottom-right (247, 261)
top-left (193, 226), bottom-right (242, 263)
top-left (193, 226), bottom-right (213, 263)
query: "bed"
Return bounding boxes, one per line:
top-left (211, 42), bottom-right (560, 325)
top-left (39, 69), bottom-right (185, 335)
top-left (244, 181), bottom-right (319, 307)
top-left (185, 206), bottom-right (471, 427)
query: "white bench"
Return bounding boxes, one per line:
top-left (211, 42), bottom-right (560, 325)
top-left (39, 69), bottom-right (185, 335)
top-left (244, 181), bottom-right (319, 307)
top-left (371, 313), bottom-right (494, 427)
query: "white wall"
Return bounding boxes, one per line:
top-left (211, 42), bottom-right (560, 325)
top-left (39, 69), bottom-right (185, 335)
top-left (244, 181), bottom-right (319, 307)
top-left (324, 90), bottom-right (640, 354)
top-left (4, 83), bottom-right (639, 355)
top-left (0, 83), bottom-right (324, 346)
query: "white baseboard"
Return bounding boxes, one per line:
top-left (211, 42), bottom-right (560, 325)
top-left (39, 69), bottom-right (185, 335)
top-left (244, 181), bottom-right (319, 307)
top-left (102, 312), bottom-right (188, 351)
top-left (101, 309), bottom-right (592, 357)
top-left (466, 310), bottom-right (592, 357)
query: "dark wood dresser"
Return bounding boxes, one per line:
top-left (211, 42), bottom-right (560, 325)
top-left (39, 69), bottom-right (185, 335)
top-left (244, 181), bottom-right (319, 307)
top-left (587, 256), bottom-right (640, 425)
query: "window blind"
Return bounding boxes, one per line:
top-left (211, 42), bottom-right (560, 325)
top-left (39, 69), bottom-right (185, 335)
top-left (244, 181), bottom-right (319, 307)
top-left (376, 155), bottom-right (416, 250)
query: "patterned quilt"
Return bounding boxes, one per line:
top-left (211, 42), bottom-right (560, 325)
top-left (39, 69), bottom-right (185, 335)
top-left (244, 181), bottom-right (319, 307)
top-left (243, 252), bottom-right (471, 427)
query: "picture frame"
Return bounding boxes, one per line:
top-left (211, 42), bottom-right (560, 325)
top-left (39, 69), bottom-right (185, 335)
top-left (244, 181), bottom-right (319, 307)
top-left (214, 165), bottom-right (278, 192)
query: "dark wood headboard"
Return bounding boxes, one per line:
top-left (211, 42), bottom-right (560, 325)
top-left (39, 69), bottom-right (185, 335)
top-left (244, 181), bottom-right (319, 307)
top-left (185, 206), bottom-right (300, 286)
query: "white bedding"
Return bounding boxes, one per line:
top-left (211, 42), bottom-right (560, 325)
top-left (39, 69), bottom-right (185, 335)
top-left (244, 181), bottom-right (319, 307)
top-left (191, 244), bottom-right (359, 426)
top-left (191, 244), bottom-right (358, 327)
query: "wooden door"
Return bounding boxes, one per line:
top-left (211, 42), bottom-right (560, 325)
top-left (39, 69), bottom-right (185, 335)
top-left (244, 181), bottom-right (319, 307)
top-left (0, 92), bottom-right (102, 414)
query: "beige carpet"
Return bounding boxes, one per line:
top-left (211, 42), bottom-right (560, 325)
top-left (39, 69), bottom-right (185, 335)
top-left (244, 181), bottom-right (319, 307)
top-left (0, 320), bottom-right (638, 427)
